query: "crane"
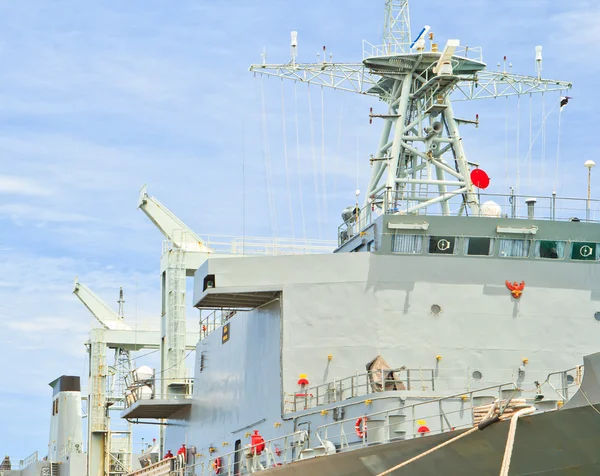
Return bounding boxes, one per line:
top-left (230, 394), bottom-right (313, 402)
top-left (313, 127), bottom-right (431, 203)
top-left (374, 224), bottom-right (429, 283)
top-left (74, 279), bottom-right (160, 476)
top-left (137, 184), bottom-right (211, 252)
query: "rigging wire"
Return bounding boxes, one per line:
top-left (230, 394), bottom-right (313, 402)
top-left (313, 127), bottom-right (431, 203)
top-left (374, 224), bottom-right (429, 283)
top-left (308, 84), bottom-right (322, 238)
top-left (521, 98), bottom-right (559, 195)
top-left (504, 96), bottom-right (509, 209)
top-left (554, 93), bottom-right (563, 194)
top-left (333, 96), bottom-right (344, 204)
top-left (541, 93), bottom-right (546, 192)
top-left (258, 76), bottom-right (278, 237)
top-left (528, 93), bottom-right (532, 194)
top-left (516, 95), bottom-right (521, 197)
top-left (281, 79), bottom-right (295, 238)
top-left (293, 82), bottom-right (307, 241)
top-left (320, 86), bottom-right (328, 230)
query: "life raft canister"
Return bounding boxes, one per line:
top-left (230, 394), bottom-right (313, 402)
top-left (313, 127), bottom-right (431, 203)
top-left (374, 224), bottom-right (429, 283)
top-left (212, 457), bottom-right (222, 474)
top-left (355, 417), bottom-right (368, 438)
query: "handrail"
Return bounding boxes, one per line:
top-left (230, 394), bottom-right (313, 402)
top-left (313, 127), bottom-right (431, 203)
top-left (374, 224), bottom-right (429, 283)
top-left (187, 430), bottom-right (310, 475)
top-left (125, 378), bottom-right (193, 408)
top-left (316, 381), bottom-right (519, 451)
top-left (200, 309), bottom-right (236, 341)
top-left (286, 368), bottom-right (435, 413)
top-left (340, 190), bottom-right (600, 244)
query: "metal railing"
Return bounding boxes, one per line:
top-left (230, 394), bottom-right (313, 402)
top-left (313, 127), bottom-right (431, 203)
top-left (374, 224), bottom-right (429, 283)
top-left (544, 366), bottom-right (584, 402)
top-left (286, 368), bottom-right (435, 413)
top-left (339, 190), bottom-right (600, 245)
top-left (186, 430), bottom-right (310, 476)
top-left (125, 378), bottom-right (193, 408)
top-left (316, 382), bottom-right (519, 452)
top-left (17, 451), bottom-right (38, 469)
top-left (199, 309), bottom-right (236, 341)
top-left (163, 234), bottom-right (336, 256)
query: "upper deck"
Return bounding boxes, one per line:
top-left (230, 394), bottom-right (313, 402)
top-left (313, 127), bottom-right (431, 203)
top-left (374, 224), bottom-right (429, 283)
top-left (338, 191), bottom-right (600, 263)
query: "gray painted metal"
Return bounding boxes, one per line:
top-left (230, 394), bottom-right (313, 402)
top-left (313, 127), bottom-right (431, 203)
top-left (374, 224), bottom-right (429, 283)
top-left (166, 211), bottom-right (600, 473)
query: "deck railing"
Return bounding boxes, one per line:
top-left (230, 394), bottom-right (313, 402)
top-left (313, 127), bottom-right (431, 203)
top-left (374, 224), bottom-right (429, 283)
top-left (340, 190), bottom-right (600, 245)
top-left (199, 309), bottom-right (236, 341)
top-left (286, 368), bottom-right (435, 413)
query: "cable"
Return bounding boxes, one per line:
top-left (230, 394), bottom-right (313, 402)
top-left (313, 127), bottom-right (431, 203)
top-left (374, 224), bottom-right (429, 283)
top-left (308, 84), bottom-right (322, 238)
top-left (528, 93), bottom-right (532, 194)
top-left (258, 76), bottom-right (278, 237)
top-left (281, 80), bottom-right (295, 238)
top-left (293, 82), bottom-right (307, 241)
top-left (554, 93), bottom-right (563, 194)
top-left (333, 97), bottom-right (344, 203)
top-left (541, 93), bottom-right (546, 192)
top-left (130, 349), bottom-right (160, 363)
top-left (320, 86), bottom-right (328, 230)
top-left (516, 95), bottom-right (521, 197)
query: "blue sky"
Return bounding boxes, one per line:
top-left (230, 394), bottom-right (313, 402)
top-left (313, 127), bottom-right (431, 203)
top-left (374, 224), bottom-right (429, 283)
top-left (0, 0), bottom-right (596, 461)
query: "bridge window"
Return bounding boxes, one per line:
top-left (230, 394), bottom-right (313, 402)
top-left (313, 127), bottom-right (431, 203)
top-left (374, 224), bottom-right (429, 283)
top-left (499, 239), bottom-right (530, 258)
top-left (465, 237), bottom-right (494, 256)
top-left (571, 242), bottom-right (598, 261)
top-left (428, 236), bottom-right (456, 255)
top-left (391, 234), bottom-right (423, 254)
top-left (534, 240), bottom-right (565, 260)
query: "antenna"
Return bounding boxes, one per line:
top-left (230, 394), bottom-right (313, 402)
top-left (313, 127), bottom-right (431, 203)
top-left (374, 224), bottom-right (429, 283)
top-left (383, 0), bottom-right (412, 53)
top-left (535, 45), bottom-right (543, 80)
top-left (291, 31), bottom-right (298, 65)
top-left (118, 287), bottom-right (125, 319)
top-left (410, 25), bottom-right (430, 50)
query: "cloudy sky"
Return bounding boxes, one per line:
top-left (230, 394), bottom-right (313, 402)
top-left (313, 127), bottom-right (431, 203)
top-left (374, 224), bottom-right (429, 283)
top-left (0, 0), bottom-right (596, 461)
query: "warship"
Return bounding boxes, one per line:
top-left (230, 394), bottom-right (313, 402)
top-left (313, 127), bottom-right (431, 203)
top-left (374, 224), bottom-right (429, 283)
top-left (4, 1), bottom-right (600, 475)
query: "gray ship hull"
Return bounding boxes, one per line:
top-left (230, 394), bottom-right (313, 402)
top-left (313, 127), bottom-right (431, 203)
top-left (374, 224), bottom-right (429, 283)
top-left (263, 404), bottom-right (600, 475)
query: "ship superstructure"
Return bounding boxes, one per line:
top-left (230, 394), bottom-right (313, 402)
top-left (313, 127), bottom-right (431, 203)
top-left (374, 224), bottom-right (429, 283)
top-left (4, 1), bottom-right (600, 475)
top-left (117, 2), bottom-right (600, 476)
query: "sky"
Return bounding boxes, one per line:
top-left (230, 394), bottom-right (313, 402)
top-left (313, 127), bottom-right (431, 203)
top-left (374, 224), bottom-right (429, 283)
top-left (0, 0), bottom-right (598, 462)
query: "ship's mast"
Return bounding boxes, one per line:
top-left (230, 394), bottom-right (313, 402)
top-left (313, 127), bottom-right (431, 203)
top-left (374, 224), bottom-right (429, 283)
top-left (249, 0), bottom-right (571, 221)
top-left (383, 0), bottom-right (411, 53)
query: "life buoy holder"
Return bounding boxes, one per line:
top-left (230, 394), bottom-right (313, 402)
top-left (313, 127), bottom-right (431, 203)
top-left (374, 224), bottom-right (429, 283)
top-left (355, 417), bottom-right (368, 438)
top-left (212, 457), bottom-right (222, 474)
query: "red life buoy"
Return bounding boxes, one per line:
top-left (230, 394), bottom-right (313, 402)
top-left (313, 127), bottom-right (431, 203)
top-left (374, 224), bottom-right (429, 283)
top-left (355, 417), bottom-right (367, 438)
top-left (212, 457), bottom-right (222, 474)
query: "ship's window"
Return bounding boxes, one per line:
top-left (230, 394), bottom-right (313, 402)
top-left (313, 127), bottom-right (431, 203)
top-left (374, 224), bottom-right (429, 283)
top-left (571, 242), bottom-right (598, 261)
top-left (472, 370), bottom-right (482, 380)
top-left (391, 234), bottom-right (423, 254)
top-left (465, 237), bottom-right (494, 256)
top-left (534, 240), bottom-right (565, 260)
top-left (499, 239), bottom-right (530, 258)
top-left (428, 236), bottom-right (456, 255)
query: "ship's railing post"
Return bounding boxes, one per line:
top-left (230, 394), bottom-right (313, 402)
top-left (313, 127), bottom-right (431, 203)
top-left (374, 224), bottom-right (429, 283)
top-left (551, 191), bottom-right (557, 220)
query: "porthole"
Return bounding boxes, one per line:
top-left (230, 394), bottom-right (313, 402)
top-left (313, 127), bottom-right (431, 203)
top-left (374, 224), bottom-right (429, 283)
top-left (472, 370), bottom-right (482, 381)
top-left (595, 312), bottom-right (600, 322)
top-left (431, 304), bottom-right (442, 315)
top-left (566, 375), bottom-right (575, 385)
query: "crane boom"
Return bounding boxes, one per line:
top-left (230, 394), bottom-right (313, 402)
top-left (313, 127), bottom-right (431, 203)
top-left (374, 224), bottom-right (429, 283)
top-left (137, 184), bottom-right (210, 252)
top-left (73, 278), bottom-right (131, 330)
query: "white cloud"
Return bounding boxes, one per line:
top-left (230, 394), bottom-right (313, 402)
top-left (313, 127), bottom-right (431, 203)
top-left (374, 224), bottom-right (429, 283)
top-left (0, 203), bottom-right (97, 224)
top-left (0, 175), bottom-right (49, 196)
